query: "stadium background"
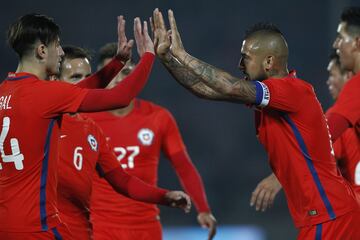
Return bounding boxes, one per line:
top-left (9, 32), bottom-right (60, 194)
top-left (1, 0), bottom-right (360, 239)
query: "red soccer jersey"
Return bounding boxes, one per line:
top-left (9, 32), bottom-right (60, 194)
top-left (253, 71), bottom-right (359, 228)
top-left (327, 72), bottom-right (360, 130)
top-left (0, 72), bottom-right (88, 232)
top-left (332, 128), bottom-right (360, 195)
top-left (88, 99), bottom-right (187, 228)
top-left (57, 114), bottom-right (119, 239)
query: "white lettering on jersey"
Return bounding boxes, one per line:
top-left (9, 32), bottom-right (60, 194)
top-left (0, 95), bottom-right (12, 110)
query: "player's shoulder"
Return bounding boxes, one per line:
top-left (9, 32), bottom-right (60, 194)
top-left (137, 99), bottom-right (174, 118)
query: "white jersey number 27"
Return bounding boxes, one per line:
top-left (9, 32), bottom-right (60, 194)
top-left (114, 146), bottom-right (140, 169)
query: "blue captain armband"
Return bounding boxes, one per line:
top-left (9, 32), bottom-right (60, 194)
top-left (253, 81), bottom-right (270, 107)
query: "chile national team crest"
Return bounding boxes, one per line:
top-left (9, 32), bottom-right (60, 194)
top-left (137, 128), bottom-right (154, 146)
top-left (87, 134), bottom-right (98, 151)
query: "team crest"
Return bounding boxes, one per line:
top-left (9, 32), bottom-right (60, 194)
top-left (87, 134), bottom-right (98, 151)
top-left (137, 128), bottom-right (154, 146)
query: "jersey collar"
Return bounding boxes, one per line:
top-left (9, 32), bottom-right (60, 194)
top-left (6, 72), bottom-right (38, 81)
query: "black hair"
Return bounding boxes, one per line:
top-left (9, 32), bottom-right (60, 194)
top-left (7, 13), bottom-right (60, 58)
top-left (341, 7), bottom-right (360, 36)
top-left (244, 22), bottom-right (282, 39)
top-left (98, 42), bottom-right (117, 67)
top-left (63, 45), bottom-right (92, 61)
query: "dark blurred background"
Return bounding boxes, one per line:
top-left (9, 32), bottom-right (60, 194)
top-left (1, 0), bottom-right (360, 239)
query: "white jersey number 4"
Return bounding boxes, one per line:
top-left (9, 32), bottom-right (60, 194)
top-left (114, 146), bottom-right (140, 169)
top-left (0, 117), bottom-right (24, 170)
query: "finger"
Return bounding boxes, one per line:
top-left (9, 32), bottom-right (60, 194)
top-left (168, 9), bottom-right (178, 32)
top-left (133, 18), bottom-right (142, 45)
top-left (268, 191), bottom-right (277, 208)
top-left (143, 20), bottom-right (149, 36)
top-left (153, 8), bottom-right (160, 30)
top-left (250, 186), bottom-right (261, 207)
top-left (118, 16), bottom-right (127, 44)
top-left (149, 17), bottom-right (155, 33)
top-left (208, 222), bottom-right (216, 240)
top-left (255, 189), bottom-right (266, 211)
top-left (158, 10), bottom-right (166, 30)
top-left (126, 39), bottom-right (134, 51)
top-left (260, 190), bottom-right (271, 211)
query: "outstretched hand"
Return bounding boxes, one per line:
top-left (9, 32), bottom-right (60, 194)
top-left (197, 212), bottom-right (217, 240)
top-left (151, 8), bottom-right (171, 60)
top-left (250, 173), bottom-right (282, 212)
top-left (134, 17), bottom-right (154, 57)
top-left (115, 16), bottom-right (134, 62)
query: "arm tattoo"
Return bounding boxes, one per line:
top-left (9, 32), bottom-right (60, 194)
top-left (161, 54), bottom-right (226, 100)
top-left (179, 52), bottom-right (257, 104)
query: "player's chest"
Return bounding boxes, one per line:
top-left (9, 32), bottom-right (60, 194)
top-left (59, 124), bottom-right (100, 172)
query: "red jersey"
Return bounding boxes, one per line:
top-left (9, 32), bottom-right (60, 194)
top-left (253, 71), bottom-right (359, 228)
top-left (0, 72), bottom-right (88, 232)
top-left (327, 72), bottom-right (360, 129)
top-left (88, 99), bottom-right (188, 228)
top-left (57, 114), bottom-right (119, 239)
top-left (333, 128), bottom-right (360, 195)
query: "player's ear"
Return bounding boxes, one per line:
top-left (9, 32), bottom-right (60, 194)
top-left (35, 43), bottom-right (47, 60)
top-left (355, 36), bottom-right (360, 51)
top-left (263, 55), bottom-right (274, 72)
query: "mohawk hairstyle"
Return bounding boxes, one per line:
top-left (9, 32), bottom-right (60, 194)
top-left (7, 13), bottom-right (60, 58)
top-left (62, 45), bottom-right (92, 61)
top-left (341, 7), bottom-right (360, 36)
top-left (244, 22), bottom-right (282, 39)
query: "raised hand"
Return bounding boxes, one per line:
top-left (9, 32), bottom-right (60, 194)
top-left (168, 9), bottom-right (186, 58)
top-left (164, 191), bottom-right (191, 213)
top-left (115, 16), bottom-right (134, 62)
top-left (134, 17), bottom-right (154, 57)
top-left (151, 8), bottom-right (171, 60)
top-left (197, 212), bottom-right (217, 240)
top-left (250, 173), bottom-right (282, 212)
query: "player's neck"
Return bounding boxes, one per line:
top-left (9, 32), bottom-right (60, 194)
top-left (354, 59), bottom-right (360, 74)
top-left (111, 100), bottom-right (135, 117)
top-left (16, 59), bottom-right (47, 80)
top-left (268, 68), bottom-right (289, 78)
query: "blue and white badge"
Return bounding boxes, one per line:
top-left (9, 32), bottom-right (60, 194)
top-left (137, 128), bottom-right (154, 146)
top-left (87, 134), bottom-right (98, 151)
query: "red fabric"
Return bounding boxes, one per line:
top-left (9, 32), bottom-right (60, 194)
top-left (93, 221), bottom-right (162, 240)
top-left (0, 72), bottom-right (88, 232)
top-left (57, 114), bottom-right (119, 239)
top-left (0, 224), bottom-right (71, 240)
top-left (87, 99), bottom-right (210, 229)
top-left (327, 72), bottom-right (360, 127)
top-left (104, 167), bottom-right (167, 205)
top-left (254, 72), bottom-right (359, 228)
top-left (78, 53), bottom-right (155, 112)
top-left (333, 128), bottom-right (360, 195)
top-left (326, 112), bottom-right (350, 142)
top-left (297, 210), bottom-right (360, 240)
top-left (75, 57), bottom-right (124, 89)
top-left (169, 150), bottom-right (210, 212)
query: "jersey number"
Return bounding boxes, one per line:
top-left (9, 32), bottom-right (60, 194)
top-left (0, 117), bottom-right (24, 170)
top-left (355, 161), bottom-right (360, 186)
top-left (73, 147), bottom-right (83, 171)
top-left (114, 146), bottom-right (140, 169)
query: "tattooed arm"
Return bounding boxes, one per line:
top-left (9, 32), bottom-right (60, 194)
top-left (161, 53), bottom-right (233, 100)
top-left (174, 51), bottom-right (257, 104)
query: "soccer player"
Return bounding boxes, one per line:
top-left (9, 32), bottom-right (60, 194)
top-left (249, 51), bottom-right (356, 213)
top-left (0, 13), bottom-right (156, 239)
top-left (56, 45), bottom-right (191, 240)
top-left (152, 8), bottom-right (360, 239)
top-left (87, 42), bottom-right (216, 240)
top-left (327, 7), bottom-right (360, 142)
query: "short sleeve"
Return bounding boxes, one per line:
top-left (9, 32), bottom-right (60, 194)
top-left (253, 78), bottom-right (308, 112)
top-left (327, 78), bottom-right (360, 126)
top-left (31, 81), bottom-right (89, 118)
top-left (160, 109), bottom-right (187, 157)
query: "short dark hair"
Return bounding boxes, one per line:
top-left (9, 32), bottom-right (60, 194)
top-left (7, 13), bottom-right (60, 58)
top-left (98, 42), bottom-right (117, 67)
top-left (63, 45), bottom-right (92, 61)
top-left (341, 7), bottom-right (360, 36)
top-left (244, 22), bottom-right (282, 39)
